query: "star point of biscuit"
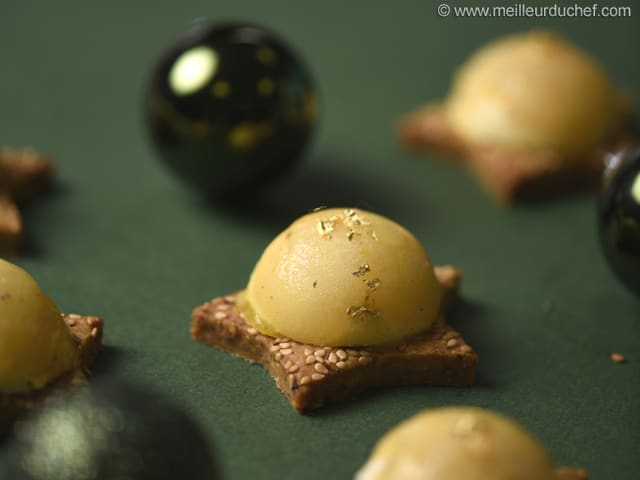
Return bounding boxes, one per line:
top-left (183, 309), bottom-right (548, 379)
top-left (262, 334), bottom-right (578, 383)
top-left (398, 102), bottom-right (632, 204)
top-left (0, 147), bottom-right (54, 254)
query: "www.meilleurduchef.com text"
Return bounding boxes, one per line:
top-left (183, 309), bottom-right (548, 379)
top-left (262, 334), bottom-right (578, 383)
top-left (436, 3), bottom-right (631, 18)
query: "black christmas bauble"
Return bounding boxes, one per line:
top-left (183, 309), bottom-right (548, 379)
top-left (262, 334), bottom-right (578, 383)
top-left (598, 145), bottom-right (640, 296)
top-left (145, 21), bottom-right (318, 198)
top-left (4, 382), bottom-right (219, 480)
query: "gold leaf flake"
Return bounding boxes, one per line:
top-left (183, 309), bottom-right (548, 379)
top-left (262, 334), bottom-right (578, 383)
top-left (316, 219), bottom-right (334, 237)
top-left (343, 209), bottom-right (370, 229)
top-left (352, 264), bottom-right (370, 277)
top-left (346, 305), bottom-right (382, 320)
top-left (366, 278), bottom-right (381, 291)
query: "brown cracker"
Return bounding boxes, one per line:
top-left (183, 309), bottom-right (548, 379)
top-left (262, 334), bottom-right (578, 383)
top-left (191, 266), bottom-right (477, 412)
top-left (0, 313), bottom-right (103, 433)
top-left (397, 102), bottom-right (635, 203)
top-left (0, 194), bottom-right (22, 255)
top-left (0, 147), bottom-right (54, 255)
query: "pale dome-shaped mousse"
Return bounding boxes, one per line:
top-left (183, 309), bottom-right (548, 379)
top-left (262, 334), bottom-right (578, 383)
top-left (0, 259), bottom-right (80, 394)
top-left (242, 208), bottom-right (441, 346)
top-left (355, 407), bottom-right (557, 480)
top-left (446, 30), bottom-right (621, 158)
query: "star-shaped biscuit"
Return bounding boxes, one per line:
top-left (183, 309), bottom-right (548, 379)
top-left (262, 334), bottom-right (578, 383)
top-left (397, 30), bottom-right (636, 204)
top-left (0, 147), bottom-right (54, 254)
top-left (192, 265), bottom-right (477, 412)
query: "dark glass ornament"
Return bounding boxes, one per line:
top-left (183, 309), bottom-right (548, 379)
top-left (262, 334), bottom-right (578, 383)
top-left (145, 21), bottom-right (318, 198)
top-left (598, 145), bottom-right (640, 296)
top-left (4, 382), bottom-right (219, 480)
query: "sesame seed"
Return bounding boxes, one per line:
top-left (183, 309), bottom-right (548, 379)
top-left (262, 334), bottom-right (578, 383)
top-left (328, 353), bottom-right (338, 363)
top-left (314, 349), bottom-right (325, 357)
top-left (279, 342), bottom-right (291, 349)
top-left (359, 350), bottom-right (371, 357)
top-left (443, 331), bottom-right (458, 340)
top-left (336, 361), bottom-right (346, 369)
top-left (223, 295), bottom-right (236, 303)
top-left (611, 353), bottom-right (626, 363)
top-left (280, 348), bottom-right (293, 356)
top-left (284, 361), bottom-right (292, 369)
top-left (336, 349), bottom-right (347, 360)
top-left (85, 317), bottom-right (97, 326)
top-left (287, 365), bottom-right (299, 373)
top-left (68, 314), bottom-right (81, 319)
top-left (311, 373), bottom-right (325, 381)
top-left (67, 318), bottom-right (76, 327)
top-left (358, 356), bottom-right (371, 365)
top-left (314, 363), bottom-right (329, 374)
top-left (239, 312), bottom-right (246, 320)
top-left (460, 345), bottom-right (472, 353)
top-left (300, 376), bottom-right (311, 385)
top-left (90, 328), bottom-right (98, 338)
top-left (217, 303), bottom-right (231, 311)
top-left (227, 324), bottom-right (237, 336)
top-left (288, 374), bottom-right (295, 384)
top-left (305, 355), bottom-right (316, 365)
top-left (275, 352), bottom-right (282, 361)
top-left (214, 311), bottom-right (227, 320)
top-left (446, 339), bottom-right (458, 348)
top-left (270, 345), bottom-right (281, 353)
top-left (304, 348), bottom-right (312, 356)
top-left (347, 349), bottom-right (360, 356)
top-left (247, 327), bottom-right (258, 335)
top-left (323, 346), bottom-right (331, 351)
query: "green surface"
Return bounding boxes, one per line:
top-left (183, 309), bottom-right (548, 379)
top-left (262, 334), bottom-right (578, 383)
top-left (1, 1), bottom-right (639, 479)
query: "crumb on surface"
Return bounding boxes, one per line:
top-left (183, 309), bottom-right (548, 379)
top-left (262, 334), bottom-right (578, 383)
top-left (610, 353), bottom-right (626, 364)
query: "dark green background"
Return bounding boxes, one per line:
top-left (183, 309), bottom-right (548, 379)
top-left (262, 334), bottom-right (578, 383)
top-left (1, 1), bottom-right (639, 478)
